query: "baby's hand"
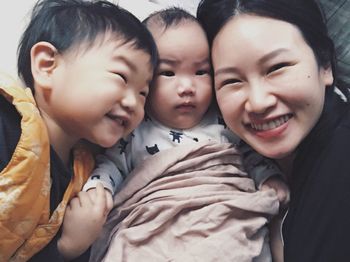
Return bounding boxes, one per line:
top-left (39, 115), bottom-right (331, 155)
top-left (261, 176), bottom-right (290, 207)
top-left (86, 186), bottom-right (114, 213)
top-left (58, 183), bottom-right (113, 260)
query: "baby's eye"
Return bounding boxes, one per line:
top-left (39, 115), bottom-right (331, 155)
top-left (139, 91), bottom-right (148, 97)
top-left (267, 62), bottom-right (291, 74)
top-left (139, 84), bottom-right (149, 98)
top-left (196, 69), bottom-right (210, 76)
top-left (159, 70), bottom-right (175, 77)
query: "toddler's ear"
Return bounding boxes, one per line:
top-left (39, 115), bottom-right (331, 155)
top-left (30, 41), bottom-right (58, 90)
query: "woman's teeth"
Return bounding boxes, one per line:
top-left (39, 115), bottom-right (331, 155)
top-left (251, 115), bottom-right (291, 131)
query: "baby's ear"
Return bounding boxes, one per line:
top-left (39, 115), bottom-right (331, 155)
top-left (30, 41), bottom-right (58, 90)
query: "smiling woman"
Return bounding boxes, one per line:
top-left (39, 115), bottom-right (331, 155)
top-left (211, 14), bottom-right (333, 159)
top-left (197, 0), bottom-right (350, 261)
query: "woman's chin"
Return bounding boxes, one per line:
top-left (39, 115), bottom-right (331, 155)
top-left (255, 146), bottom-right (294, 160)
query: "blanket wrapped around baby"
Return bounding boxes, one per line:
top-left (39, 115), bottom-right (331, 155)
top-left (90, 142), bottom-right (279, 262)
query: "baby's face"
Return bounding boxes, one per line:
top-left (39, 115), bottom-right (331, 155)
top-left (147, 21), bottom-right (212, 129)
top-left (47, 36), bottom-right (153, 147)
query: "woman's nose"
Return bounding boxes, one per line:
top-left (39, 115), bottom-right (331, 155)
top-left (244, 81), bottom-right (277, 114)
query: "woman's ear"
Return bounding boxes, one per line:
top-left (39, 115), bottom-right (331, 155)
top-left (322, 64), bottom-right (334, 88)
top-left (31, 41), bottom-right (58, 90)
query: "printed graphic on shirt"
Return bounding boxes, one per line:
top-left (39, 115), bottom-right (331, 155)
top-left (109, 175), bottom-right (116, 188)
top-left (90, 174), bottom-right (100, 180)
top-left (118, 138), bottom-right (128, 154)
top-left (169, 131), bottom-right (183, 143)
top-left (146, 144), bottom-right (160, 155)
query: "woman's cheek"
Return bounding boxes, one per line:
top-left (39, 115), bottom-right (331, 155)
top-left (217, 94), bottom-right (234, 122)
top-left (218, 89), bottom-right (245, 130)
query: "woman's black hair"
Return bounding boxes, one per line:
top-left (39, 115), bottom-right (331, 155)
top-left (18, 0), bottom-right (158, 90)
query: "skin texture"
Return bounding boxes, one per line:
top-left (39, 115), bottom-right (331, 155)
top-left (146, 21), bottom-right (212, 129)
top-left (212, 15), bottom-right (333, 161)
top-left (31, 34), bottom-right (153, 259)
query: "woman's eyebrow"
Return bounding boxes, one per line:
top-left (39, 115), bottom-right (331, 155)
top-left (215, 66), bottom-right (240, 77)
top-left (258, 48), bottom-right (290, 65)
top-left (214, 48), bottom-right (291, 77)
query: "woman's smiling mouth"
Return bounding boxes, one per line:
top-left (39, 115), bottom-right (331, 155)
top-left (249, 114), bottom-right (293, 131)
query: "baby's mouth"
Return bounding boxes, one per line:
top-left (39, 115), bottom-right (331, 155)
top-left (176, 101), bottom-right (196, 109)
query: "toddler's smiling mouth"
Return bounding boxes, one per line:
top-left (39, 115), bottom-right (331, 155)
top-left (106, 113), bottom-right (129, 127)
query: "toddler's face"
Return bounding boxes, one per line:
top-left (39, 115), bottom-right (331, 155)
top-left (147, 21), bottom-right (212, 129)
top-left (47, 36), bottom-right (153, 147)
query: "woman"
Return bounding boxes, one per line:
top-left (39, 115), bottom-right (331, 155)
top-left (197, 0), bottom-right (350, 261)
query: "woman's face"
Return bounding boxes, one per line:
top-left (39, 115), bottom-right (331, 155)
top-left (212, 15), bottom-right (333, 159)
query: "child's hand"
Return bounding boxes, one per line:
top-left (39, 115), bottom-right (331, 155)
top-left (261, 176), bottom-right (290, 207)
top-left (58, 183), bottom-right (113, 260)
top-left (86, 186), bottom-right (114, 213)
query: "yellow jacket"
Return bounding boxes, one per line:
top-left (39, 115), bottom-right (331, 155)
top-left (0, 73), bottom-right (94, 262)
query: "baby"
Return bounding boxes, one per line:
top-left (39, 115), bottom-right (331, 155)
top-left (86, 7), bottom-right (289, 262)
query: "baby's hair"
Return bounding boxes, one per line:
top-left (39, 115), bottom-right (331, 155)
top-left (143, 6), bottom-right (198, 31)
top-left (18, 0), bottom-right (158, 90)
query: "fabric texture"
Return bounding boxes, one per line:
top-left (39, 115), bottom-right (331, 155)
top-left (84, 109), bottom-right (283, 195)
top-left (0, 73), bottom-right (94, 262)
top-left (283, 91), bottom-right (350, 261)
top-left (90, 141), bottom-right (279, 262)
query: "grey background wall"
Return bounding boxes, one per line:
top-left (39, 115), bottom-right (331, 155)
top-left (320, 0), bottom-right (350, 88)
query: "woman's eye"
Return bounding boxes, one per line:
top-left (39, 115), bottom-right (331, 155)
top-left (222, 78), bottom-right (241, 86)
top-left (216, 78), bottom-right (242, 90)
top-left (267, 62), bottom-right (290, 74)
top-left (159, 70), bottom-right (175, 77)
top-left (196, 69), bottom-right (210, 76)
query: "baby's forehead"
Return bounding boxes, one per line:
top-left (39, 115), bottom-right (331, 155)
top-left (147, 14), bottom-right (199, 32)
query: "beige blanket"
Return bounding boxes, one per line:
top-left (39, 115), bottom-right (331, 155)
top-left (90, 142), bottom-right (279, 262)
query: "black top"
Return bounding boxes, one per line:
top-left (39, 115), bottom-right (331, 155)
top-left (0, 96), bottom-right (89, 261)
top-left (283, 91), bottom-right (350, 261)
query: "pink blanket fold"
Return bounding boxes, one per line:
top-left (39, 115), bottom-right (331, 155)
top-left (90, 142), bottom-right (279, 262)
